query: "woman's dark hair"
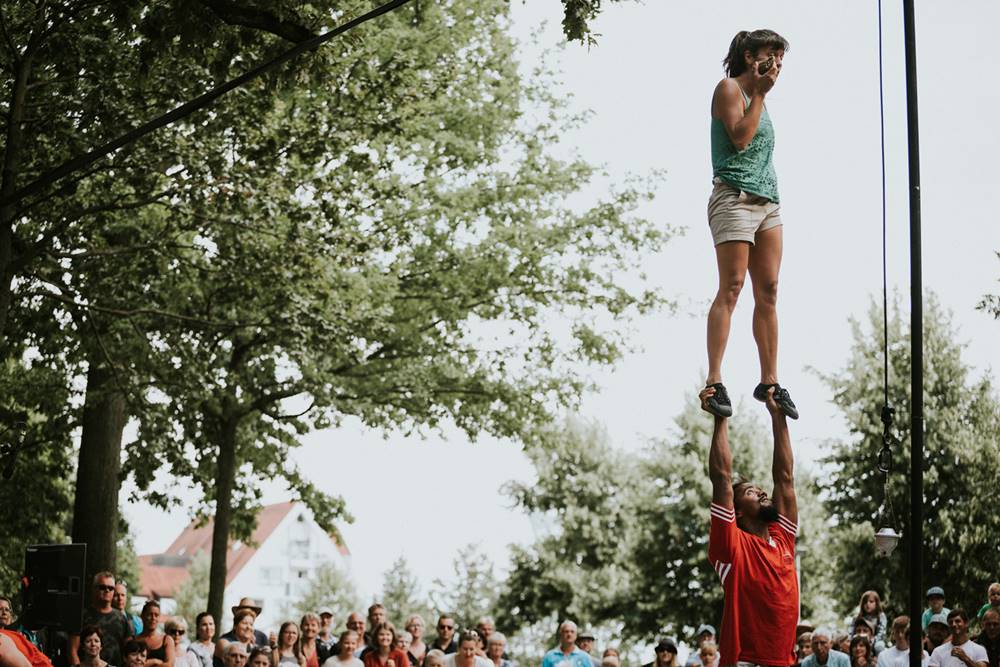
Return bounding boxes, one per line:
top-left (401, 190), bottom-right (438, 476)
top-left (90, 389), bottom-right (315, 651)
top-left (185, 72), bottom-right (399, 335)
top-left (123, 639), bottom-right (148, 657)
top-left (848, 635), bottom-right (873, 667)
top-left (723, 29), bottom-right (790, 77)
top-left (80, 624), bottom-right (103, 644)
top-left (195, 612), bottom-right (215, 640)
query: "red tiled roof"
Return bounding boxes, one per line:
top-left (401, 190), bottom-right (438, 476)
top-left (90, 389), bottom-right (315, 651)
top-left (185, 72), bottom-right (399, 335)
top-left (138, 501), bottom-right (349, 598)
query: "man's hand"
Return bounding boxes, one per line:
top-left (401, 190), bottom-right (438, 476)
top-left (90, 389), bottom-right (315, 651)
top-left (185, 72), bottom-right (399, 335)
top-left (700, 386), bottom-right (721, 416)
top-left (764, 386), bottom-right (785, 418)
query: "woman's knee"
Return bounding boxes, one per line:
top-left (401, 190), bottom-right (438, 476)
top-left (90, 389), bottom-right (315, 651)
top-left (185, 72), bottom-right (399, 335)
top-left (754, 278), bottom-right (779, 306)
top-left (715, 277), bottom-right (745, 309)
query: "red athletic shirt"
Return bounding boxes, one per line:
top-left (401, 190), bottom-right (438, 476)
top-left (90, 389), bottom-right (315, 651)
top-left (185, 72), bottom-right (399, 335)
top-left (708, 502), bottom-right (799, 667)
top-left (0, 630), bottom-right (52, 667)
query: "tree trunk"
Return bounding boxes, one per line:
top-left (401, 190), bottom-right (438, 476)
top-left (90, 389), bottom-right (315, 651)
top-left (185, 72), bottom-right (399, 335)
top-left (71, 359), bottom-right (128, 583)
top-left (207, 416), bottom-right (239, 628)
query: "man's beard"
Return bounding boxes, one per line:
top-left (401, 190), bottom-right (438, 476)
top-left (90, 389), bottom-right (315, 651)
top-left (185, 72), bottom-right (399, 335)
top-left (759, 504), bottom-right (780, 523)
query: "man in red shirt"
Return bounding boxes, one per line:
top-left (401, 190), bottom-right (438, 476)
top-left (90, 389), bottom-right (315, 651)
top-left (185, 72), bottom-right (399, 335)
top-left (701, 385), bottom-right (799, 667)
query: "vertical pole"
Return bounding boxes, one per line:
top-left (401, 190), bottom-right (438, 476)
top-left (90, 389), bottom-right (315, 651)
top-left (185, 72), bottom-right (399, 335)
top-left (902, 1), bottom-right (923, 665)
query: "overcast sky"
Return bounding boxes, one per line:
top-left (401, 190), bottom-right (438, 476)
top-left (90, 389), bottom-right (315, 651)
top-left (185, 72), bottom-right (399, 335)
top-left (128, 0), bottom-right (1000, 610)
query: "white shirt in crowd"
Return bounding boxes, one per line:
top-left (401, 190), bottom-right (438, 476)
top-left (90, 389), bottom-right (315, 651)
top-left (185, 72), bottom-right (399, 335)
top-left (443, 656), bottom-right (493, 667)
top-left (877, 646), bottom-right (929, 667)
top-left (928, 640), bottom-right (988, 667)
top-left (322, 657), bottom-right (365, 667)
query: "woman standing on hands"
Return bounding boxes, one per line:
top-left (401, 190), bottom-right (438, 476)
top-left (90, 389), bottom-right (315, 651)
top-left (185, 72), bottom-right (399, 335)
top-left (704, 29), bottom-right (798, 420)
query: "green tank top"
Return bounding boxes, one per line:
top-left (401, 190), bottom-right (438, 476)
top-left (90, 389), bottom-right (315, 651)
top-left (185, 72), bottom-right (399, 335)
top-left (711, 85), bottom-right (779, 203)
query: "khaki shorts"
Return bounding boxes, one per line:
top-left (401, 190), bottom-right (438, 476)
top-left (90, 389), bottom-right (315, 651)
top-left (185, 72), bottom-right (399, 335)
top-left (707, 178), bottom-right (782, 246)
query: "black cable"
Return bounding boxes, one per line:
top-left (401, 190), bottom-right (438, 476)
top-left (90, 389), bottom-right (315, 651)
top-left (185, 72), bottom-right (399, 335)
top-left (0, 0), bottom-right (413, 210)
top-left (878, 0), bottom-right (890, 412)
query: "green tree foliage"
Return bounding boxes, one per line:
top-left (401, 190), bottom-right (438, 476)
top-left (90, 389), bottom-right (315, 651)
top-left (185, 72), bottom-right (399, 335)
top-left (979, 251), bottom-right (1000, 318)
top-left (814, 294), bottom-right (1000, 615)
top-left (558, 1), bottom-right (633, 44)
top-left (429, 545), bottom-right (500, 630)
top-left (498, 407), bottom-right (831, 641)
top-left (381, 556), bottom-right (434, 630)
top-left (284, 561), bottom-right (362, 623)
top-left (172, 551), bottom-right (212, 625)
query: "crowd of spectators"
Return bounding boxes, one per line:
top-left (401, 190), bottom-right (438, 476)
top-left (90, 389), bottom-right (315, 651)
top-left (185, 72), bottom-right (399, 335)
top-left (1, 573), bottom-right (998, 667)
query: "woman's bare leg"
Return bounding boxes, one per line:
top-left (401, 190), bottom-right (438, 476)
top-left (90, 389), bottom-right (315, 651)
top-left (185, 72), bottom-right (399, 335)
top-left (706, 241), bottom-right (751, 384)
top-left (748, 225), bottom-right (783, 384)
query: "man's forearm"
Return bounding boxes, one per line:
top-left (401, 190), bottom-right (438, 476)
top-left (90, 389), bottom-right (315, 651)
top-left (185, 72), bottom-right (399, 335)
top-left (709, 416), bottom-right (733, 483)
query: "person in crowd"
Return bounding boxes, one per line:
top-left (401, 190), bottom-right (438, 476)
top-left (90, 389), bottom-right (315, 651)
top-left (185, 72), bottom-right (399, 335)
top-left (165, 620), bottom-right (189, 654)
top-left (923, 589), bottom-right (951, 631)
top-left (0, 597), bottom-right (38, 648)
top-left (574, 630), bottom-right (599, 667)
top-left (600, 658), bottom-right (618, 667)
top-left (928, 610), bottom-right (987, 667)
top-left (404, 618), bottom-right (426, 667)
top-left (973, 609), bottom-right (999, 667)
top-left (186, 614), bottom-right (216, 667)
top-left (850, 621), bottom-right (876, 655)
top-left (321, 631), bottom-right (362, 667)
top-left (362, 623), bottom-right (408, 667)
top-left (1, 627), bottom-right (51, 667)
top-left (925, 614), bottom-right (951, 653)
top-left (346, 616), bottom-right (366, 659)
top-left (474, 622), bottom-right (494, 650)
top-left (78, 626), bottom-right (109, 667)
top-left (797, 632), bottom-right (814, 664)
top-left (248, 649), bottom-right (271, 667)
top-left (978, 585), bottom-right (1000, 622)
top-left (640, 640), bottom-right (677, 667)
top-left (852, 592), bottom-right (888, 654)
top-left (848, 637), bottom-right (874, 667)
top-left (365, 609), bottom-right (386, 649)
top-left (215, 611), bottom-right (256, 667)
top-left (442, 632), bottom-right (488, 667)
top-left (223, 601), bottom-right (268, 649)
top-left (222, 644), bottom-right (248, 667)
top-left (318, 613), bottom-right (337, 657)
top-left (703, 384), bottom-right (798, 667)
top-left (484, 633), bottom-right (510, 667)
top-left (113, 585), bottom-right (143, 637)
top-left (834, 637), bottom-right (851, 656)
top-left (541, 622), bottom-right (594, 667)
top-left (697, 641), bottom-right (719, 667)
top-left (601, 650), bottom-right (618, 661)
top-left (70, 572), bottom-right (134, 667)
top-left (424, 651), bottom-right (445, 667)
top-left (877, 616), bottom-right (928, 667)
top-left (124, 640), bottom-right (149, 667)
top-left (802, 629), bottom-right (849, 667)
top-left (299, 615), bottom-right (324, 667)
top-left (136, 600), bottom-right (174, 667)
top-left (428, 618), bottom-right (457, 656)
top-left (684, 627), bottom-right (716, 667)
top-left (395, 635), bottom-right (412, 659)
top-left (273, 622), bottom-right (303, 667)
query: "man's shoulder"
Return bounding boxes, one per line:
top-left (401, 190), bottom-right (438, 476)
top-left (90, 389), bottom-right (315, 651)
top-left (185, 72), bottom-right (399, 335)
top-left (829, 650), bottom-right (851, 666)
top-left (958, 640), bottom-right (988, 658)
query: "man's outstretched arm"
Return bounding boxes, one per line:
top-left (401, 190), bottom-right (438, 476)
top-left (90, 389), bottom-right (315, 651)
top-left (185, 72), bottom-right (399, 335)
top-left (702, 386), bottom-right (734, 509)
top-left (767, 389), bottom-right (797, 525)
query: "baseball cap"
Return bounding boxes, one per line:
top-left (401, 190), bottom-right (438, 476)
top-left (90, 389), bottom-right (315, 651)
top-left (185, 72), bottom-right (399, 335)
top-left (577, 630), bottom-right (596, 641)
top-left (926, 612), bottom-right (949, 628)
top-left (654, 640), bottom-right (677, 654)
top-left (319, 609), bottom-right (334, 618)
top-left (926, 586), bottom-right (945, 599)
top-left (695, 625), bottom-right (715, 638)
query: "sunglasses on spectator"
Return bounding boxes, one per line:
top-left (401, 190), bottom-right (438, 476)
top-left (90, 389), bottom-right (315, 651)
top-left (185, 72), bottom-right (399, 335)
top-left (168, 629), bottom-right (186, 636)
top-left (438, 625), bottom-right (454, 630)
top-left (96, 585), bottom-right (115, 592)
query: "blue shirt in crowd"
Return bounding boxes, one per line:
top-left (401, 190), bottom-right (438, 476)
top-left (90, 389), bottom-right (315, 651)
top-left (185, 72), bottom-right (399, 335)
top-left (541, 648), bottom-right (594, 667)
top-left (802, 650), bottom-right (851, 667)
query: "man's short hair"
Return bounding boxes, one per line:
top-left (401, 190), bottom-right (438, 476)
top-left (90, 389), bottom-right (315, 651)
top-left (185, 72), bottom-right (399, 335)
top-left (92, 571), bottom-right (115, 586)
top-left (983, 609), bottom-right (1000, 621)
top-left (559, 620), bottom-right (578, 633)
top-left (368, 603), bottom-right (385, 614)
top-left (890, 616), bottom-right (910, 637)
top-left (225, 643), bottom-right (249, 657)
top-left (812, 627), bottom-right (833, 641)
top-left (947, 608), bottom-right (968, 623)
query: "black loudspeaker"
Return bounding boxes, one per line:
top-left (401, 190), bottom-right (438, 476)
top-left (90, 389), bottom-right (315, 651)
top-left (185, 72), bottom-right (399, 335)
top-left (21, 543), bottom-right (87, 633)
